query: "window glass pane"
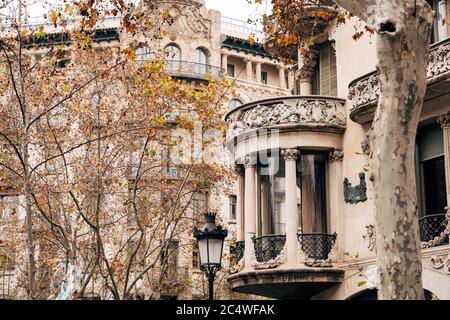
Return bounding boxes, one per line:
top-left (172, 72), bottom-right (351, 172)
top-left (230, 195), bottom-right (237, 220)
top-left (261, 71), bottom-right (268, 84)
top-left (165, 45), bottom-right (181, 72)
top-left (195, 49), bottom-right (207, 75)
top-left (299, 153), bottom-right (327, 233)
top-left (422, 156), bottom-right (447, 215)
top-left (258, 155), bottom-right (286, 235)
top-left (315, 42), bottom-right (337, 96)
top-left (226, 64), bottom-right (235, 77)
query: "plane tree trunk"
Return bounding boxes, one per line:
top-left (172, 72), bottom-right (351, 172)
top-left (334, 0), bottom-right (434, 299)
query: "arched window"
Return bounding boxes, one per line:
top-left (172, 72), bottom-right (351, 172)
top-left (165, 44), bottom-right (181, 72)
top-left (194, 48), bottom-right (208, 75)
top-left (228, 98), bottom-right (243, 109)
top-left (135, 45), bottom-right (151, 62)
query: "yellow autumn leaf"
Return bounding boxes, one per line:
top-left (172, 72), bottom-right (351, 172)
top-left (50, 10), bottom-right (58, 26)
top-left (63, 85), bottom-right (71, 93)
top-left (36, 26), bottom-right (45, 39)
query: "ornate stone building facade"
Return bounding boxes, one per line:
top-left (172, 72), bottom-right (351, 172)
top-left (0, 0), bottom-right (292, 300)
top-left (226, 0), bottom-right (450, 300)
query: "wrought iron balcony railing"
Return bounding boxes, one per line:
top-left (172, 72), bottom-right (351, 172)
top-left (252, 234), bottom-right (286, 263)
top-left (298, 232), bottom-right (337, 261)
top-left (419, 213), bottom-right (448, 243)
top-left (235, 240), bottom-right (245, 263)
top-left (164, 61), bottom-right (225, 81)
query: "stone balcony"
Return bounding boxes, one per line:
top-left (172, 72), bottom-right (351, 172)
top-left (225, 95), bottom-right (346, 148)
top-left (165, 61), bottom-right (225, 82)
top-left (348, 37), bottom-right (450, 124)
top-left (228, 233), bottom-right (344, 299)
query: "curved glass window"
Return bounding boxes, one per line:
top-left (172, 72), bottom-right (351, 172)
top-left (194, 48), bottom-right (207, 76)
top-left (257, 151), bottom-right (328, 236)
top-left (135, 45), bottom-right (151, 62)
top-left (165, 44), bottom-right (181, 72)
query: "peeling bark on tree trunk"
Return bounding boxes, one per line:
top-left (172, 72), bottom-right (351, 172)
top-left (334, 0), bottom-right (434, 299)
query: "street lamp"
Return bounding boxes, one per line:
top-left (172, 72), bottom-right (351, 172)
top-left (193, 212), bottom-right (228, 300)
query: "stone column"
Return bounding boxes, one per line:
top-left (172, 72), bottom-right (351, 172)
top-left (235, 165), bottom-right (245, 241)
top-left (438, 113), bottom-right (450, 211)
top-left (278, 66), bottom-right (286, 89)
top-left (328, 149), bottom-right (344, 262)
top-left (255, 62), bottom-right (262, 83)
top-left (246, 59), bottom-right (253, 82)
top-left (222, 54), bottom-right (228, 71)
top-left (281, 148), bottom-right (300, 265)
top-left (288, 69), bottom-right (295, 91)
top-left (440, 0), bottom-right (449, 39)
top-left (243, 155), bottom-right (257, 268)
top-left (296, 47), bottom-right (318, 95)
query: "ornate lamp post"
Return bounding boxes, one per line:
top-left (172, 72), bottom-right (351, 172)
top-left (193, 212), bottom-right (228, 300)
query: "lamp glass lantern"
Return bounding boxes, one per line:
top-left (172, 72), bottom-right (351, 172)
top-left (195, 212), bottom-right (227, 268)
top-left (193, 212), bottom-right (228, 300)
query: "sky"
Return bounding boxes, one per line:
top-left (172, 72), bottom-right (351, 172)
top-left (15, 0), bottom-right (271, 25)
top-left (204, 0), bottom-right (271, 24)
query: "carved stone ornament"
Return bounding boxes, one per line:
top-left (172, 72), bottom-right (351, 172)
top-left (281, 148), bottom-right (300, 161)
top-left (229, 258), bottom-right (245, 274)
top-left (344, 172), bottom-right (368, 204)
top-left (164, 1), bottom-right (211, 38)
top-left (363, 225), bottom-right (376, 252)
top-left (243, 155), bottom-right (257, 168)
top-left (226, 97), bottom-right (346, 140)
top-left (430, 253), bottom-right (450, 275)
top-left (361, 139), bottom-right (370, 156)
top-left (329, 149), bottom-right (344, 162)
top-left (438, 113), bottom-right (450, 129)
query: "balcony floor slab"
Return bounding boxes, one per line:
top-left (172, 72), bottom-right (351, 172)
top-left (227, 266), bottom-right (344, 299)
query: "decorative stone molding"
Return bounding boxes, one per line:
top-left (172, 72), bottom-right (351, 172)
top-left (328, 149), bottom-right (344, 162)
top-left (344, 172), bottom-right (368, 204)
top-left (243, 155), bottom-right (257, 168)
top-left (438, 112), bottom-right (450, 129)
top-left (361, 139), bottom-right (370, 156)
top-left (281, 148), bottom-right (300, 161)
top-left (348, 72), bottom-right (380, 111)
top-left (229, 258), bottom-right (245, 274)
top-left (363, 225), bottom-right (376, 252)
top-left (225, 96), bottom-right (347, 143)
top-left (430, 253), bottom-right (450, 275)
top-left (348, 38), bottom-right (450, 124)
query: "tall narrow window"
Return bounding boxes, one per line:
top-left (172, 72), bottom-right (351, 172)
top-left (427, 0), bottom-right (445, 43)
top-left (312, 42), bottom-right (337, 96)
top-left (416, 123), bottom-right (447, 216)
top-left (165, 44), bottom-right (181, 72)
top-left (299, 153), bottom-right (328, 233)
top-left (261, 71), bottom-right (268, 84)
top-left (227, 64), bottom-right (235, 77)
top-left (229, 195), bottom-right (237, 220)
top-left (195, 48), bottom-right (207, 76)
